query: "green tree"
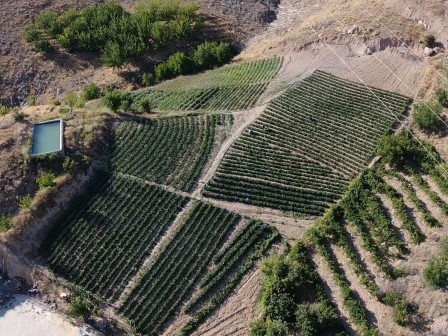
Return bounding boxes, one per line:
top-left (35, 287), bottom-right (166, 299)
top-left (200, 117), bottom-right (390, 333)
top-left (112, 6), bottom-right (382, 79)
top-left (142, 73), bottom-right (155, 86)
top-left (0, 215), bottom-right (13, 233)
top-left (103, 90), bottom-right (124, 112)
top-left (424, 239), bottom-right (448, 289)
top-left (376, 130), bottom-right (437, 168)
top-left (82, 83), bottom-right (101, 101)
top-left (101, 42), bottom-right (126, 68)
top-left (425, 35), bottom-right (436, 48)
top-left (413, 102), bottom-right (444, 133)
top-left (436, 88), bottom-right (448, 107)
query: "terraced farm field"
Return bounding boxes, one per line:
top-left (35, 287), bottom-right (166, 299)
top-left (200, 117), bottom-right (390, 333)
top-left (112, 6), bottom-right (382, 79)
top-left (46, 175), bottom-right (188, 301)
top-left (120, 203), bottom-right (278, 335)
top-left (111, 114), bottom-right (232, 191)
top-left (204, 70), bottom-right (411, 216)
top-left (130, 57), bottom-right (282, 112)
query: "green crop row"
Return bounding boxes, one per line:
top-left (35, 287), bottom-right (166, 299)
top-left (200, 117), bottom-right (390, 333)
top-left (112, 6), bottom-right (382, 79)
top-left (46, 175), bottom-right (188, 301)
top-left (204, 71), bottom-right (410, 216)
top-left (120, 202), bottom-right (242, 335)
top-left (112, 114), bottom-right (231, 192)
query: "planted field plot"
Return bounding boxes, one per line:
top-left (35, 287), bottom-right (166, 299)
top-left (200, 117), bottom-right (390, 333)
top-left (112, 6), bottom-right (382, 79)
top-left (204, 70), bottom-right (411, 216)
top-left (120, 204), bottom-right (278, 336)
top-left (130, 57), bottom-right (282, 112)
top-left (111, 114), bottom-right (232, 192)
top-left (46, 175), bottom-right (188, 301)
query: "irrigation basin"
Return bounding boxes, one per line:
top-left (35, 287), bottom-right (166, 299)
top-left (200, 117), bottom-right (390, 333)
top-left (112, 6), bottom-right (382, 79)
top-left (31, 119), bottom-right (64, 156)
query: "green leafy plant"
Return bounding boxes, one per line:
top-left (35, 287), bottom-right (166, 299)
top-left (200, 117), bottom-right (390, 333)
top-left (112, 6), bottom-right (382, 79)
top-left (37, 172), bottom-right (56, 188)
top-left (413, 102), bottom-right (444, 133)
top-left (424, 239), bottom-right (448, 289)
top-left (18, 195), bottom-right (33, 209)
top-left (436, 88), bottom-right (448, 107)
top-left (0, 105), bottom-right (9, 117)
top-left (0, 215), bottom-right (13, 233)
top-left (425, 35), bottom-right (436, 48)
top-left (142, 73), bottom-right (155, 86)
top-left (63, 157), bottom-right (79, 173)
top-left (103, 90), bottom-right (124, 112)
top-left (82, 83), bottom-right (101, 101)
top-left (27, 95), bottom-right (37, 106)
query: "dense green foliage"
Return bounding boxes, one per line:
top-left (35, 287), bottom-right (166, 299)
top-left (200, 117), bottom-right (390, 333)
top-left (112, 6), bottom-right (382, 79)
top-left (37, 172), bottom-right (57, 188)
top-left (424, 239), bottom-right (448, 289)
top-left (413, 102), bottom-right (444, 133)
top-left (425, 35), bottom-right (436, 48)
top-left (250, 242), bottom-right (348, 336)
top-left (376, 130), bottom-right (438, 168)
top-left (154, 42), bottom-right (234, 81)
top-left (82, 83), bottom-right (101, 101)
top-left (24, 0), bottom-right (202, 66)
top-left (112, 114), bottom-right (232, 191)
top-left (46, 175), bottom-right (188, 300)
top-left (120, 203), bottom-right (242, 335)
top-left (436, 88), bottom-right (448, 107)
top-left (130, 57), bottom-right (282, 112)
top-left (0, 215), bottom-right (13, 233)
top-left (205, 70), bottom-right (410, 216)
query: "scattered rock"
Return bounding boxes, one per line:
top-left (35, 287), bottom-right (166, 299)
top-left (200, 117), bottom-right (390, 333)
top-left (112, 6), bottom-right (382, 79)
top-left (347, 25), bottom-right (358, 34)
top-left (424, 47), bottom-right (436, 56)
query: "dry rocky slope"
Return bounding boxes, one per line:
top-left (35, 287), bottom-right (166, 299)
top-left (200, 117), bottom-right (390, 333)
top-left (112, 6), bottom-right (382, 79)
top-left (1, 0), bottom-right (448, 335)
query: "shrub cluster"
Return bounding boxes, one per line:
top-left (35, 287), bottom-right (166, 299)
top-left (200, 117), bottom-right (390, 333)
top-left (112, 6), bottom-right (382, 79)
top-left (424, 238), bottom-right (448, 289)
top-left (153, 42), bottom-right (234, 82)
top-left (250, 242), bottom-right (348, 336)
top-left (24, 0), bottom-right (203, 66)
top-left (413, 102), bottom-right (444, 133)
top-left (376, 130), bottom-right (439, 169)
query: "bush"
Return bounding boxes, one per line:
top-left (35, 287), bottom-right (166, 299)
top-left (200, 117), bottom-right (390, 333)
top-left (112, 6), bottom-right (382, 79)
top-left (376, 130), bottom-right (437, 169)
top-left (413, 102), bottom-right (444, 133)
top-left (424, 244), bottom-right (448, 289)
top-left (425, 35), bottom-right (436, 48)
top-left (13, 111), bottom-right (26, 122)
top-left (250, 318), bottom-right (288, 336)
top-left (0, 105), bottom-right (9, 117)
top-left (70, 299), bottom-right (90, 317)
top-left (0, 215), bottom-right (13, 233)
top-left (64, 92), bottom-right (79, 108)
top-left (27, 95), bottom-right (37, 106)
top-left (192, 41), bottom-right (233, 69)
top-left (37, 172), bottom-right (56, 188)
top-left (436, 88), bottom-right (448, 107)
top-left (382, 290), bottom-right (411, 325)
top-left (142, 73), bottom-right (155, 86)
top-left (103, 90), bottom-right (124, 112)
top-left (52, 99), bottom-right (61, 106)
top-left (82, 83), bottom-right (101, 101)
top-left (63, 157), bottom-right (78, 173)
top-left (139, 98), bottom-right (152, 113)
top-left (18, 195), bottom-right (33, 209)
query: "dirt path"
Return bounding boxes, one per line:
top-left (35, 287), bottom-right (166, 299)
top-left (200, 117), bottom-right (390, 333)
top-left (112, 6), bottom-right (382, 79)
top-left (192, 104), bottom-right (266, 198)
top-left (191, 268), bottom-right (264, 336)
